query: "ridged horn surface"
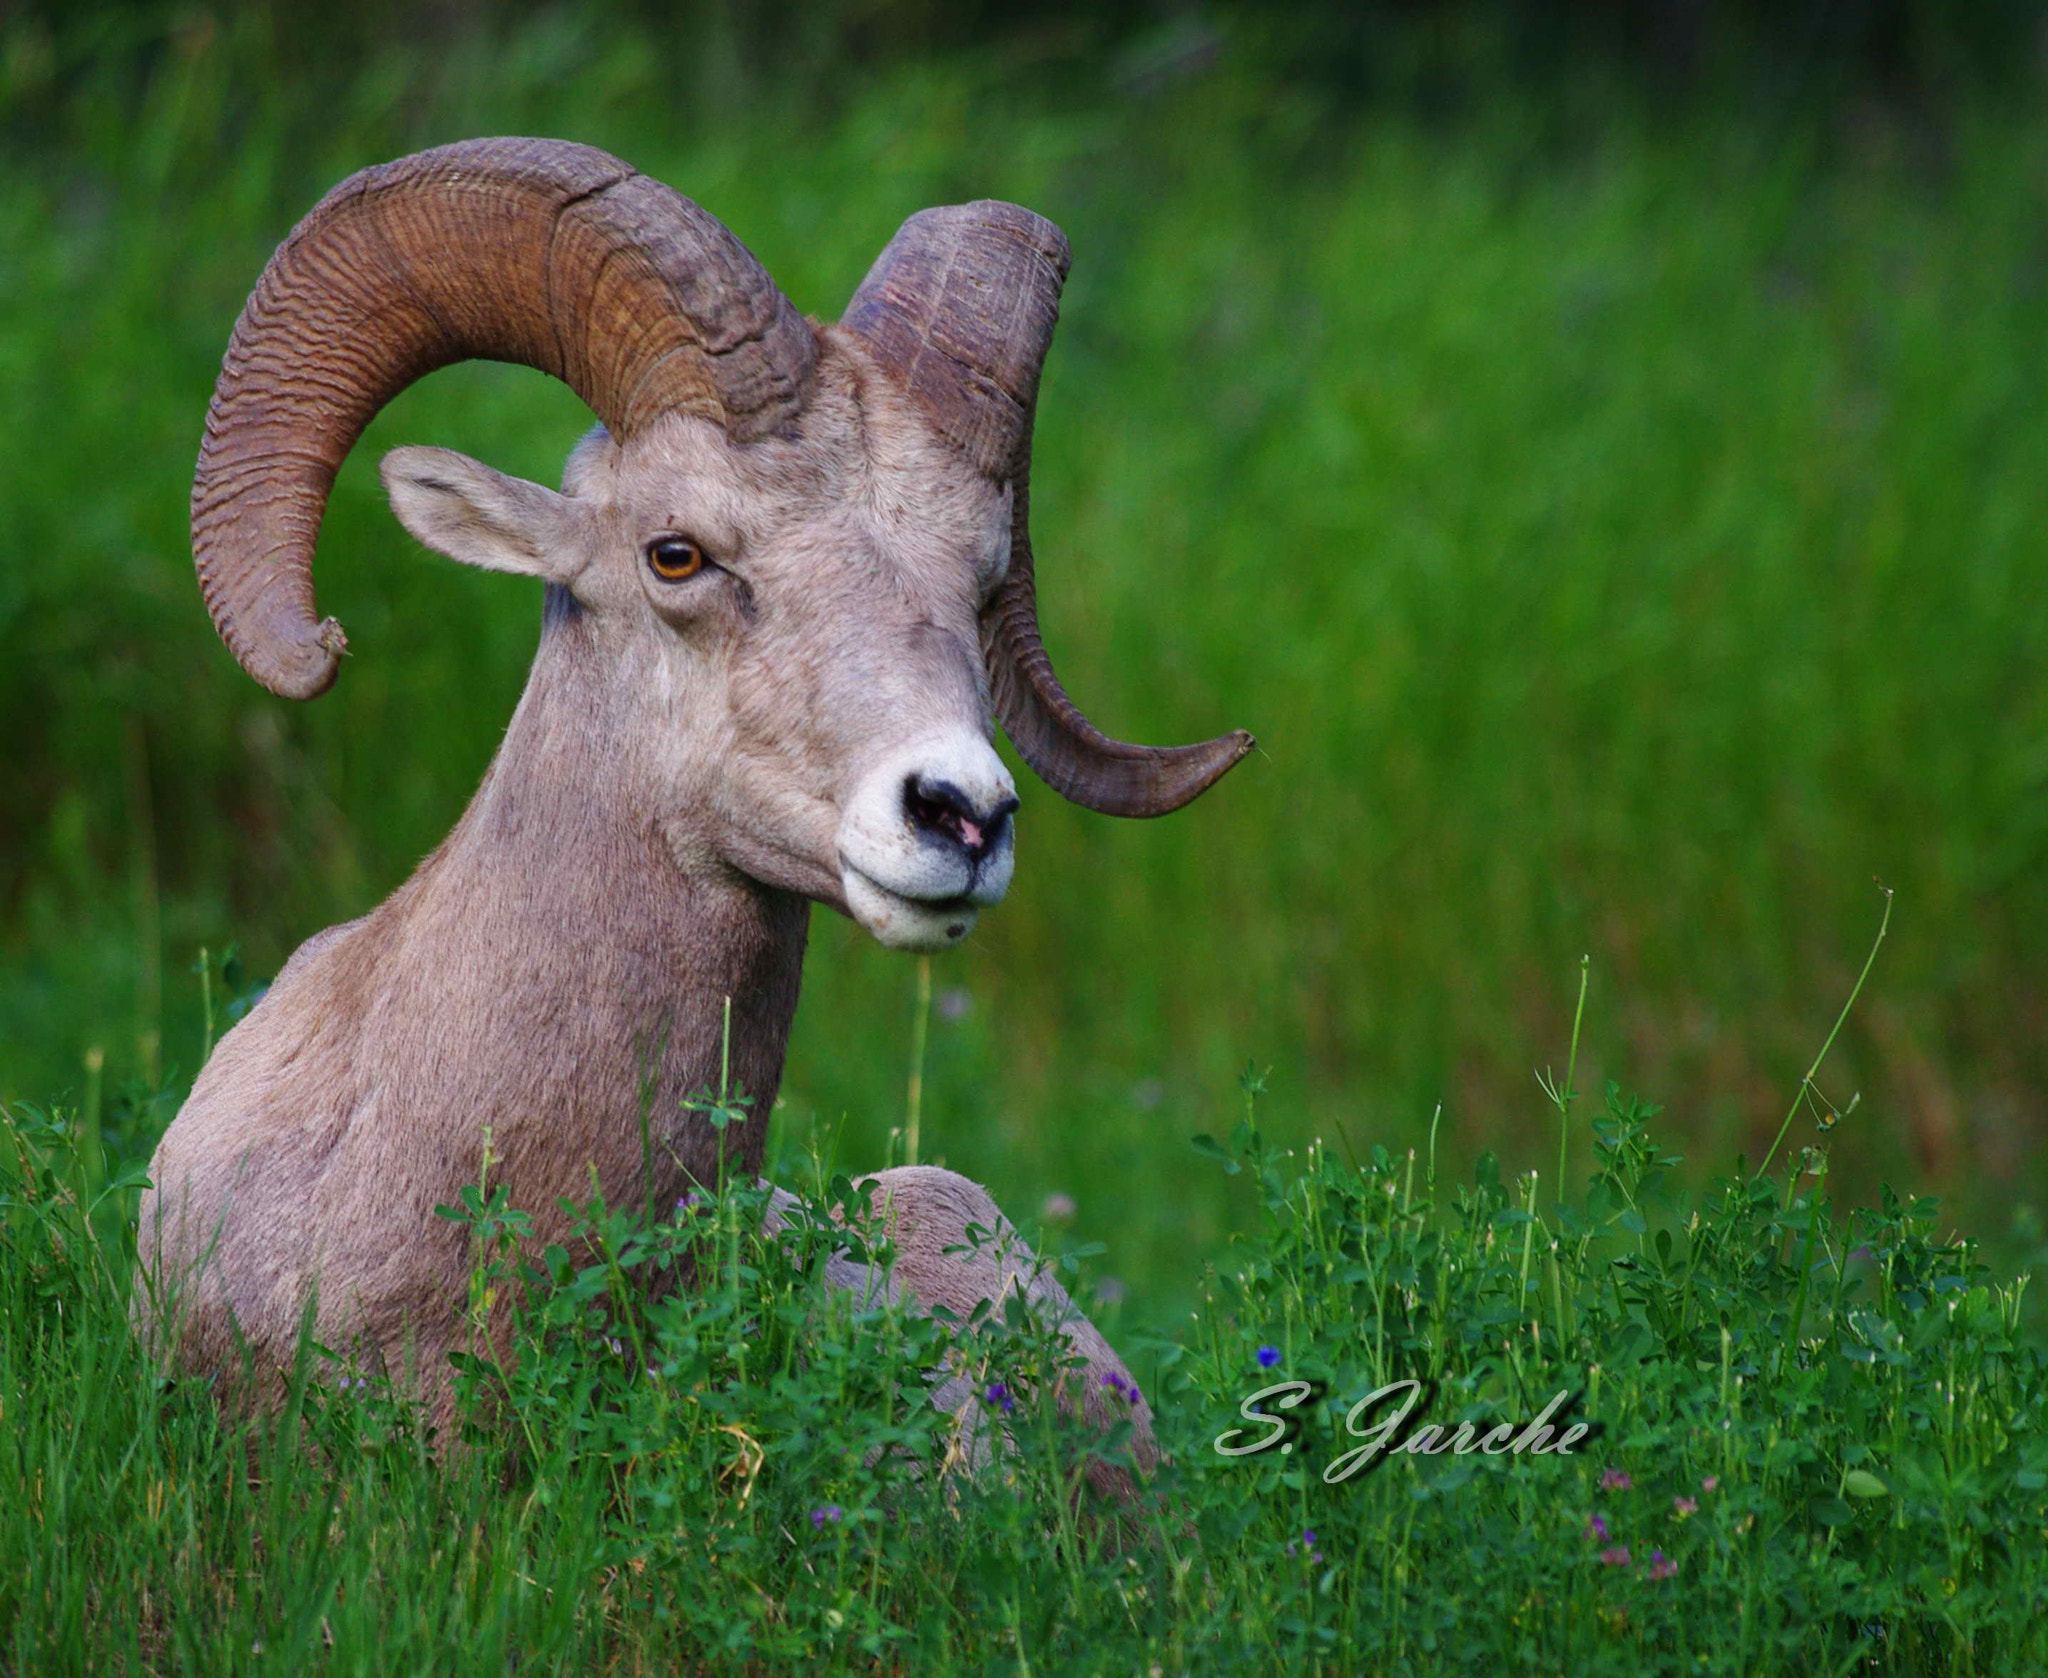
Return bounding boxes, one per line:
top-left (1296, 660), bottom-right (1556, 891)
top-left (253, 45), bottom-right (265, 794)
top-left (842, 201), bottom-right (1251, 817)
top-left (194, 137), bottom-right (816, 698)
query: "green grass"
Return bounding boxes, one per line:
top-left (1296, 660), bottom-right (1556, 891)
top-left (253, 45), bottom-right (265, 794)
top-left (6, 13), bottom-right (2047, 1320)
top-left (5, 960), bottom-right (2044, 1673)
top-left (3, 11), bottom-right (2048, 1663)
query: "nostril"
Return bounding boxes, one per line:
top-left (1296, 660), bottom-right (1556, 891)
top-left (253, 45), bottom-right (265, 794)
top-left (903, 776), bottom-right (1016, 858)
top-left (903, 775), bottom-right (974, 850)
top-left (983, 794), bottom-right (1020, 849)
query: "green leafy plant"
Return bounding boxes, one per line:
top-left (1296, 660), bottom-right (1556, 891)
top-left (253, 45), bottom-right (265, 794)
top-left (5, 917), bottom-right (2043, 1671)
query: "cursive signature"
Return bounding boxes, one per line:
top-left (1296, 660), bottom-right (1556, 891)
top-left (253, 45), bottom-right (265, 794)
top-left (1214, 1378), bottom-right (1596, 1482)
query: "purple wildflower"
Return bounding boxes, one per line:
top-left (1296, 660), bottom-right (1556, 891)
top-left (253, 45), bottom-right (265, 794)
top-left (1701, 1476), bottom-right (1720, 1494)
top-left (1283, 1527), bottom-right (1320, 1558)
top-left (1256, 1345), bottom-right (1281, 1370)
top-left (1100, 1372), bottom-right (1141, 1405)
top-left (1600, 1468), bottom-right (1633, 1492)
top-left (982, 1381), bottom-right (1015, 1415)
top-left (1585, 1513), bottom-right (1609, 1542)
top-left (1648, 1549), bottom-right (1678, 1581)
top-left (1673, 1496), bottom-right (1698, 1517)
top-left (810, 1504), bottom-right (842, 1529)
top-left (1598, 1545), bottom-right (1631, 1568)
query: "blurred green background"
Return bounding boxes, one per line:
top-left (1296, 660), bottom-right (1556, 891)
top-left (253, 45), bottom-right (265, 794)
top-left (3, 0), bottom-right (2045, 1315)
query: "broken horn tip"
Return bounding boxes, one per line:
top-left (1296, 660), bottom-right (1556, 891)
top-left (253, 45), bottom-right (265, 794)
top-left (260, 640), bottom-right (344, 702)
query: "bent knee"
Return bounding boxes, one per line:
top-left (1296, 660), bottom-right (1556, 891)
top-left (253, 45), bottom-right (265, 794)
top-left (860, 1165), bottom-right (1007, 1245)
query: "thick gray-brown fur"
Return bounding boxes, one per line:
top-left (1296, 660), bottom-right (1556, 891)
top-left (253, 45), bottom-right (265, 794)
top-left (140, 339), bottom-right (1160, 1495)
top-left (140, 145), bottom-right (1247, 1505)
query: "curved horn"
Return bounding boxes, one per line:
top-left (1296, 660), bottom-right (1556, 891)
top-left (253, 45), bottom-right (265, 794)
top-left (841, 203), bottom-right (1252, 818)
top-left (195, 137), bottom-right (817, 699)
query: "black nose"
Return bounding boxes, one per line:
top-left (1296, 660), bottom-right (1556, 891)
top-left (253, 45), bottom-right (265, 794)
top-left (903, 776), bottom-right (1017, 859)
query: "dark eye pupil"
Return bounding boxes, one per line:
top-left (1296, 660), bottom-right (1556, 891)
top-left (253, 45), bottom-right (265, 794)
top-left (649, 540), bottom-right (702, 579)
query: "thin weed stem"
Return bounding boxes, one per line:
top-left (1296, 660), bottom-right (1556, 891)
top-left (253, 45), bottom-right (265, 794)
top-left (905, 956), bottom-right (931, 1168)
top-left (1537, 956), bottom-right (1589, 1212)
top-left (1753, 885), bottom-right (1893, 1183)
top-left (197, 945), bottom-right (215, 1065)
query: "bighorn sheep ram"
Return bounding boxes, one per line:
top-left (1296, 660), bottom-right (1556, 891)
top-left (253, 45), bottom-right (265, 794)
top-left (139, 139), bottom-right (1250, 1489)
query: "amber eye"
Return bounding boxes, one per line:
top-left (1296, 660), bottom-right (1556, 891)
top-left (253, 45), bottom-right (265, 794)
top-left (646, 537), bottom-right (706, 581)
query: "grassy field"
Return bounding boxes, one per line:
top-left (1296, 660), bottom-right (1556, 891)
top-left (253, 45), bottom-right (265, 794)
top-left (6, 984), bottom-right (2044, 1672)
top-left (1, 7), bottom-right (2047, 1663)
top-left (5, 10), bottom-right (2048, 1302)
top-left (7, 13), bottom-right (2048, 1323)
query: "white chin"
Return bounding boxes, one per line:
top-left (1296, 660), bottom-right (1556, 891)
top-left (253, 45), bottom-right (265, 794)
top-left (844, 869), bottom-right (979, 952)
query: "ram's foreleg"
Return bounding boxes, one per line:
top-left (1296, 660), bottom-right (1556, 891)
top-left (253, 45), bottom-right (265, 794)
top-left (764, 1166), bottom-right (1161, 1509)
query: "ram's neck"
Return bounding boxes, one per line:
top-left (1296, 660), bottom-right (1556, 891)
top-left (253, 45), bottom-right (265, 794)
top-left (368, 602), bottom-right (809, 1202)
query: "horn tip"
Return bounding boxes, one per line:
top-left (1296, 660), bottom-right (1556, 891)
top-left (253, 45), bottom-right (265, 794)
top-left (1171, 727), bottom-right (1255, 809)
top-left (247, 617), bottom-right (346, 700)
top-left (1106, 727), bottom-right (1257, 819)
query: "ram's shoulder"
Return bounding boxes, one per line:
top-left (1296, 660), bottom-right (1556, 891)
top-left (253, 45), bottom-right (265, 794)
top-left (274, 915), bottom-right (372, 987)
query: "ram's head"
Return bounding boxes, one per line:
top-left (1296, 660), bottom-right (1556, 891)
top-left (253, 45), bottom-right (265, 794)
top-left (193, 139), bottom-right (1250, 950)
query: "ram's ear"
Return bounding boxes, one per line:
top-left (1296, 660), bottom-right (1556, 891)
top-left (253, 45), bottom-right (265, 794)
top-left (381, 446), bottom-right (589, 585)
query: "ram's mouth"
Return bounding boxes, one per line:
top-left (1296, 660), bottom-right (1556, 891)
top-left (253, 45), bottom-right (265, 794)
top-left (840, 863), bottom-right (979, 953)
